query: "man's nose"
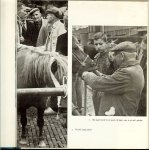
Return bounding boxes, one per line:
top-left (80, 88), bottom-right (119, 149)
top-left (91, 61), bottom-right (96, 66)
top-left (97, 44), bottom-right (101, 49)
top-left (24, 11), bottom-right (27, 15)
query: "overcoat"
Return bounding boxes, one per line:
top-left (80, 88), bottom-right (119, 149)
top-left (56, 32), bottom-right (68, 56)
top-left (82, 60), bottom-right (144, 116)
top-left (36, 20), bottom-right (66, 52)
top-left (22, 19), bottom-right (47, 46)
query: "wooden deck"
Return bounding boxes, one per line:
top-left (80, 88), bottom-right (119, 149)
top-left (17, 107), bottom-right (67, 148)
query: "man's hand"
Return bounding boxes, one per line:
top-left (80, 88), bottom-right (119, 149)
top-left (20, 36), bottom-right (25, 43)
top-left (17, 43), bottom-right (34, 52)
top-left (78, 65), bottom-right (86, 77)
top-left (78, 64), bottom-right (98, 77)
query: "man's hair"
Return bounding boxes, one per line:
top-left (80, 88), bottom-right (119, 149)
top-left (142, 34), bottom-right (147, 44)
top-left (17, 2), bottom-right (25, 12)
top-left (93, 32), bottom-right (107, 42)
top-left (141, 34), bottom-right (147, 51)
top-left (63, 10), bottom-right (68, 22)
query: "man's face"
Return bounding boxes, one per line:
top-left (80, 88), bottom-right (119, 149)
top-left (32, 11), bottom-right (42, 22)
top-left (63, 15), bottom-right (68, 31)
top-left (111, 51), bottom-right (124, 69)
top-left (18, 5), bottom-right (28, 20)
top-left (72, 36), bottom-right (79, 49)
top-left (94, 39), bottom-right (106, 51)
top-left (46, 13), bottom-right (56, 23)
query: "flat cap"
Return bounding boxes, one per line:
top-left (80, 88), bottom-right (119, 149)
top-left (111, 41), bottom-right (137, 53)
top-left (28, 8), bottom-right (40, 16)
top-left (45, 7), bottom-right (60, 18)
top-left (25, 7), bottom-right (31, 12)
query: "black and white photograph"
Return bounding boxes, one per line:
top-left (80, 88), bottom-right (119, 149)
top-left (1, 0), bottom-right (149, 149)
top-left (16, 0), bottom-right (68, 148)
top-left (72, 25), bottom-right (147, 116)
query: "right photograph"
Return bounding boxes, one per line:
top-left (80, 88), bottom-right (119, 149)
top-left (72, 25), bottom-right (147, 116)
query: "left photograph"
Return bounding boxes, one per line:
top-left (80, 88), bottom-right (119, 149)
top-left (16, 0), bottom-right (68, 148)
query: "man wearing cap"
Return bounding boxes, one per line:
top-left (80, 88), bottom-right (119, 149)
top-left (17, 2), bottom-right (38, 52)
top-left (36, 6), bottom-right (66, 52)
top-left (36, 7), bottom-right (66, 115)
top-left (20, 8), bottom-right (46, 46)
top-left (17, 2), bottom-right (28, 44)
top-left (81, 41), bottom-right (144, 116)
top-left (24, 8), bottom-right (47, 46)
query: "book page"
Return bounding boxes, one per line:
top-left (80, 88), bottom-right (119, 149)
top-left (68, 1), bottom-right (148, 149)
top-left (0, 0), bottom-right (149, 149)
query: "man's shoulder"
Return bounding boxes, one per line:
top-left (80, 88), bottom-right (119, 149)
top-left (42, 19), bottom-right (48, 26)
top-left (56, 20), bottom-right (65, 27)
top-left (121, 64), bottom-right (142, 72)
top-left (112, 68), bottom-right (131, 80)
top-left (58, 32), bottom-right (67, 39)
top-left (115, 64), bottom-right (142, 78)
top-left (116, 67), bottom-right (131, 73)
top-left (40, 21), bottom-right (49, 31)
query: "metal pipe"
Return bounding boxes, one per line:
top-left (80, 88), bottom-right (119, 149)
top-left (17, 87), bottom-right (65, 96)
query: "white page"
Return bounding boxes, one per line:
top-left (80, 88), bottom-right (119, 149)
top-left (0, 0), bottom-right (149, 148)
top-left (68, 1), bottom-right (148, 149)
top-left (1, 0), bottom-right (16, 147)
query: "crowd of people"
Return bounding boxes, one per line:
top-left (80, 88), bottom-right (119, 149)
top-left (17, 2), bottom-right (67, 51)
top-left (17, 2), bottom-right (68, 116)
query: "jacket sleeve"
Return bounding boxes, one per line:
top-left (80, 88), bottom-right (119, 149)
top-left (56, 35), bottom-right (62, 51)
top-left (17, 43), bottom-right (34, 52)
top-left (82, 69), bottom-right (131, 94)
top-left (57, 23), bottom-right (66, 36)
top-left (36, 25), bottom-right (48, 46)
top-left (16, 26), bottom-right (20, 44)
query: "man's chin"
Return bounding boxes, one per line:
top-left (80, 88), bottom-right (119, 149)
top-left (113, 62), bottom-right (121, 70)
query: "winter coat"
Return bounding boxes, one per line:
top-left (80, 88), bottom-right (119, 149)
top-left (22, 19), bottom-right (47, 46)
top-left (36, 20), bottom-right (66, 52)
top-left (82, 60), bottom-right (144, 116)
top-left (56, 32), bottom-right (68, 56)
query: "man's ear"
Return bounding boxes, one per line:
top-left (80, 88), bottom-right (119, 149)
top-left (120, 51), bottom-right (125, 60)
top-left (108, 52), bottom-right (114, 62)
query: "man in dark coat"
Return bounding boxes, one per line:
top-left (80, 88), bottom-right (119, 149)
top-left (17, 2), bottom-right (28, 44)
top-left (21, 20), bottom-right (35, 46)
top-left (22, 8), bottom-right (47, 46)
top-left (56, 32), bottom-right (68, 56)
top-left (56, 10), bottom-right (68, 56)
top-left (81, 41), bottom-right (144, 116)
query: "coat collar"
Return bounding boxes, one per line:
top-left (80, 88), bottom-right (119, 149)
top-left (17, 15), bottom-right (22, 23)
top-left (52, 20), bottom-right (60, 29)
